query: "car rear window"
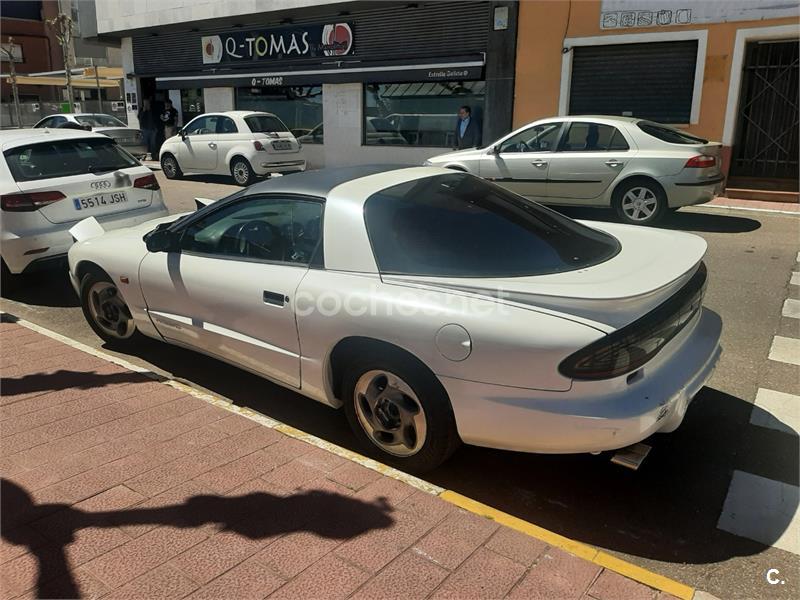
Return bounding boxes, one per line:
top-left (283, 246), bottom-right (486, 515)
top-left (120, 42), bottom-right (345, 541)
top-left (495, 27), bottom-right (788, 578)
top-left (637, 121), bottom-right (708, 144)
top-left (3, 137), bottom-right (139, 182)
top-left (245, 115), bottom-right (289, 133)
top-left (365, 173), bottom-right (621, 278)
top-left (75, 114), bottom-right (127, 127)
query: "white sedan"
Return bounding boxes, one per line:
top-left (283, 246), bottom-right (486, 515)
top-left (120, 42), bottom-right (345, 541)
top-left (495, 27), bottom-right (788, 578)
top-left (68, 166), bottom-right (722, 472)
top-left (0, 128), bottom-right (168, 291)
top-left (426, 116), bottom-right (725, 226)
top-left (34, 113), bottom-right (148, 159)
top-left (159, 111), bottom-right (306, 186)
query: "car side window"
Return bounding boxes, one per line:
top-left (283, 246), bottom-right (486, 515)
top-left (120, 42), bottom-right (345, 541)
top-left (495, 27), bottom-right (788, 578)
top-left (51, 116), bottom-right (67, 127)
top-left (216, 116), bottom-right (238, 134)
top-left (559, 122), bottom-right (630, 152)
top-left (180, 196), bottom-right (324, 266)
top-left (498, 124), bottom-right (561, 153)
top-left (184, 116), bottom-right (217, 135)
top-left (34, 118), bottom-right (51, 128)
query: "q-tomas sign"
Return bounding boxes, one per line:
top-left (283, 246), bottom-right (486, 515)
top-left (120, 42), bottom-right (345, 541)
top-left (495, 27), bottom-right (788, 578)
top-left (201, 22), bottom-right (354, 65)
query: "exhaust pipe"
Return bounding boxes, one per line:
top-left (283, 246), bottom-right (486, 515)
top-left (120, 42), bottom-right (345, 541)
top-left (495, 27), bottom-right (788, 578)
top-left (610, 443), bottom-right (651, 470)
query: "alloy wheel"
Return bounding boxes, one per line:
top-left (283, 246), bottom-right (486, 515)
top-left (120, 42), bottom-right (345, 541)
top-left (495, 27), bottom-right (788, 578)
top-left (621, 186), bottom-right (659, 222)
top-left (86, 281), bottom-right (135, 340)
top-left (163, 156), bottom-right (177, 178)
top-left (353, 369), bottom-right (427, 457)
top-left (233, 161), bottom-right (250, 185)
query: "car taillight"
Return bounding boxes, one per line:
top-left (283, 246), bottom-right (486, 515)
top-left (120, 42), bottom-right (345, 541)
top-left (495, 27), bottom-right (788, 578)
top-left (685, 155), bottom-right (716, 168)
top-left (133, 174), bottom-right (160, 190)
top-left (558, 263), bottom-right (707, 380)
top-left (253, 140), bottom-right (266, 151)
top-left (1, 191), bottom-right (65, 212)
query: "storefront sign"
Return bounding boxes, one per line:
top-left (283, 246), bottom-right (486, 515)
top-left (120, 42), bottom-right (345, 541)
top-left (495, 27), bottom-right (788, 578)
top-left (202, 22), bottom-right (354, 64)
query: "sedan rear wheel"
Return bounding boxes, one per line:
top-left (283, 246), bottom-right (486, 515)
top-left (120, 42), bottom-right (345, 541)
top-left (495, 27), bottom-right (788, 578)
top-left (80, 273), bottom-right (140, 346)
top-left (614, 180), bottom-right (667, 226)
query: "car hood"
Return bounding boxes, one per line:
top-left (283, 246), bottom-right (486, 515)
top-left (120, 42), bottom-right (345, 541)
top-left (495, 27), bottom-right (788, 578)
top-left (426, 147), bottom-right (485, 163)
top-left (382, 221), bottom-right (707, 331)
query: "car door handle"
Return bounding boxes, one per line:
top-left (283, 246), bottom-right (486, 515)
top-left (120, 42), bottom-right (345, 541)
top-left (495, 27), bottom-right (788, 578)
top-left (605, 159), bottom-right (623, 167)
top-left (208, 142), bottom-right (217, 149)
top-left (531, 160), bottom-right (548, 168)
top-left (263, 291), bottom-right (287, 307)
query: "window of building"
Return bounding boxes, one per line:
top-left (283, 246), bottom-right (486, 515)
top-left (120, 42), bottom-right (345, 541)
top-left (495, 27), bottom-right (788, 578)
top-left (1, 1), bottom-right (42, 21)
top-left (569, 40), bottom-right (698, 124)
top-left (236, 86), bottom-right (322, 142)
top-left (559, 122), bottom-right (630, 152)
top-left (364, 81), bottom-right (485, 147)
top-left (180, 89), bottom-right (204, 124)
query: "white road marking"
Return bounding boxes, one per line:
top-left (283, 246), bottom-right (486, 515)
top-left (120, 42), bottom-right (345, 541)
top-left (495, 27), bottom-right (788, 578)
top-left (782, 298), bottom-right (800, 319)
top-left (751, 388), bottom-right (800, 435)
top-left (769, 336), bottom-right (800, 366)
top-left (717, 470), bottom-right (800, 556)
top-left (792, 272), bottom-right (800, 286)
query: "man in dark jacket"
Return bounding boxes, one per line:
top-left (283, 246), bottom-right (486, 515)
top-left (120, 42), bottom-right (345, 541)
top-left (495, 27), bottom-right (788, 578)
top-left (454, 105), bottom-right (481, 150)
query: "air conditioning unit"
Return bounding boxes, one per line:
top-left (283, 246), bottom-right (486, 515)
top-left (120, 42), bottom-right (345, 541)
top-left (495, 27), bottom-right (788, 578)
top-left (111, 101), bottom-right (126, 111)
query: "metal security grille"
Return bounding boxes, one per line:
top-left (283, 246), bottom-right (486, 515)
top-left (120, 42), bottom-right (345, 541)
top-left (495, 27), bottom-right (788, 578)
top-left (569, 41), bottom-right (697, 124)
top-left (730, 39), bottom-right (799, 184)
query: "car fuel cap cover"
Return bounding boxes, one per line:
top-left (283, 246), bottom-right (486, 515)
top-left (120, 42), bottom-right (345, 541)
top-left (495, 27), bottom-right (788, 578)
top-left (435, 324), bottom-right (472, 361)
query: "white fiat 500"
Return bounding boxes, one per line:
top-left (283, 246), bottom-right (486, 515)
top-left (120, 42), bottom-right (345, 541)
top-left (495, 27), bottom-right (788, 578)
top-left (0, 129), bottom-right (168, 290)
top-left (159, 110), bottom-right (306, 186)
top-left (68, 166), bottom-right (722, 471)
top-left (426, 116), bottom-right (725, 226)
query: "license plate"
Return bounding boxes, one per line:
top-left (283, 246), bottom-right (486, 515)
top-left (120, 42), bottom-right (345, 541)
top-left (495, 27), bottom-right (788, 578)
top-left (73, 191), bottom-right (128, 211)
top-left (272, 140), bottom-right (292, 151)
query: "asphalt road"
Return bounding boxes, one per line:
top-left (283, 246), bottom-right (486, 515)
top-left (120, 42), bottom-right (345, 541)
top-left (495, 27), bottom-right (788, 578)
top-left (2, 171), bottom-right (799, 599)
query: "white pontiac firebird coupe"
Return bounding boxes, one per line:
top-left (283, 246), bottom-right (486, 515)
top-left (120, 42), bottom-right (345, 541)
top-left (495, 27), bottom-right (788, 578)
top-left (68, 166), bottom-right (722, 472)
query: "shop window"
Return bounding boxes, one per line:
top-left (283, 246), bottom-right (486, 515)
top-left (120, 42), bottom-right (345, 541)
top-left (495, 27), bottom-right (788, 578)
top-left (180, 89), bottom-right (205, 125)
top-left (364, 81), bottom-right (485, 148)
top-left (236, 86), bottom-right (322, 142)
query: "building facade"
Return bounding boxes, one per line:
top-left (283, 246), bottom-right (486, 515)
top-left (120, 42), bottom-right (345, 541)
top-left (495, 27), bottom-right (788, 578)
top-left (93, 0), bottom-right (518, 168)
top-left (515, 0), bottom-right (800, 199)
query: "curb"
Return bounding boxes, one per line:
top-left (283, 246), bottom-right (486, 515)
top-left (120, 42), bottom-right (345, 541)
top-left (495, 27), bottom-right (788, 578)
top-left (6, 313), bottom-right (695, 600)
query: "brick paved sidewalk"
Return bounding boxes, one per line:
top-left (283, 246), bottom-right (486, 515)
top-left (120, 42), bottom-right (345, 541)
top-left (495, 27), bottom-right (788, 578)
top-left (0, 320), bottom-right (676, 600)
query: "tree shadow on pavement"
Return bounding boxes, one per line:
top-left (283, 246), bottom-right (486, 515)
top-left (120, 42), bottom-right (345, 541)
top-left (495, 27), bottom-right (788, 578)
top-left (1, 370), bottom-right (149, 396)
top-left (1, 478), bottom-right (394, 599)
top-left (555, 206), bottom-right (762, 233)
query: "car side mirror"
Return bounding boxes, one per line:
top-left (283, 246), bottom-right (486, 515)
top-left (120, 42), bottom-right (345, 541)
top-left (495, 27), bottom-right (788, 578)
top-left (143, 226), bottom-right (179, 253)
top-left (487, 144), bottom-right (500, 155)
top-left (179, 129), bottom-right (187, 140)
top-left (81, 124), bottom-right (92, 131)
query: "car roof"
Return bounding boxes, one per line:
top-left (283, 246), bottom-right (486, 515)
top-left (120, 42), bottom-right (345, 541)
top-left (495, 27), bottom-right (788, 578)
top-left (241, 165), bottom-right (418, 199)
top-left (559, 115), bottom-right (641, 124)
top-left (0, 128), bottom-right (107, 150)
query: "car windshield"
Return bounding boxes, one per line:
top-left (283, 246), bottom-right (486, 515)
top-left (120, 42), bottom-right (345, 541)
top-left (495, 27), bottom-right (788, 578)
top-left (245, 115), bottom-right (289, 133)
top-left (365, 173), bottom-right (620, 278)
top-left (75, 114), bottom-right (127, 128)
top-left (3, 137), bottom-right (139, 182)
top-left (636, 121), bottom-right (708, 144)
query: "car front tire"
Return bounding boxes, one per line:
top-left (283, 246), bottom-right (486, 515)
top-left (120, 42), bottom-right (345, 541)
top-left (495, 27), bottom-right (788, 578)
top-left (231, 157), bottom-right (256, 186)
top-left (613, 179), bottom-right (668, 226)
top-left (161, 154), bottom-right (182, 179)
top-left (342, 351), bottom-right (461, 473)
top-left (80, 272), bottom-right (142, 346)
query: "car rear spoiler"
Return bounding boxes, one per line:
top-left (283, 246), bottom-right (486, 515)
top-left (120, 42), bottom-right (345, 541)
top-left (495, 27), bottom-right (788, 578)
top-left (69, 216), bottom-right (105, 243)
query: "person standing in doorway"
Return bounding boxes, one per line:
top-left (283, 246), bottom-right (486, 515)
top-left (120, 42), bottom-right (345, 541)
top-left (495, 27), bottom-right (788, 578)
top-left (160, 99), bottom-right (179, 139)
top-left (454, 105), bottom-right (481, 150)
top-left (137, 99), bottom-right (157, 160)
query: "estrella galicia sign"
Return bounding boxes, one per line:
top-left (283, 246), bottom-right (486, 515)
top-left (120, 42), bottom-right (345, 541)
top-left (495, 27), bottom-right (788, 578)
top-left (202, 22), bottom-right (354, 64)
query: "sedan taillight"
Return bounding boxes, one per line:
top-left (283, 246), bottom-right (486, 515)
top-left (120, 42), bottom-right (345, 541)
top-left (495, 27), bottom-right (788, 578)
top-left (685, 155), bottom-right (716, 168)
top-left (1, 191), bottom-right (66, 212)
top-left (133, 174), bottom-right (160, 190)
top-left (558, 263), bottom-right (707, 380)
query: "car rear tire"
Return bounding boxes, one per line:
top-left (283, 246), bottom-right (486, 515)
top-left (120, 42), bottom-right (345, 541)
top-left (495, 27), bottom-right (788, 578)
top-left (613, 179), bottom-right (667, 226)
top-left (161, 154), bottom-right (182, 179)
top-left (231, 157), bottom-right (256, 186)
top-left (342, 351), bottom-right (461, 473)
top-left (80, 272), bottom-right (142, 347)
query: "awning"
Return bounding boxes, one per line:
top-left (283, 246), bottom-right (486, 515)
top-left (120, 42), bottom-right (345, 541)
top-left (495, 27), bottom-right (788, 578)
top-left (10, 76), bottom-right (120, 89)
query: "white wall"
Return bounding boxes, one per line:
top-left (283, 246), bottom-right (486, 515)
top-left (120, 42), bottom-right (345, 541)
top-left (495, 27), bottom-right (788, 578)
top-left (203, 87), bottom-right (235, 112)
top-left (320, 83), bottom-right (451, 168)
top-left (120, 37), bottom-right (140, 129)
top-left (95, 0), bottom-right (343, 35)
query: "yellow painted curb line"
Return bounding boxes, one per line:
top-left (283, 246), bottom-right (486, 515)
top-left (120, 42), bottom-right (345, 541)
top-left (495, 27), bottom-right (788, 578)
top-left (6, 313), bottom-right (695, 600)
top-left (441, 491), bottom-right (695, 600)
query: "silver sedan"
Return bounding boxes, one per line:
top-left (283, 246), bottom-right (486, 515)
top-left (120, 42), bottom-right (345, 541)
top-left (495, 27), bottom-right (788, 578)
top-left (426, 116), bottom-right (725, 225)
top-left (33, 113), bottom-right (148, 159)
